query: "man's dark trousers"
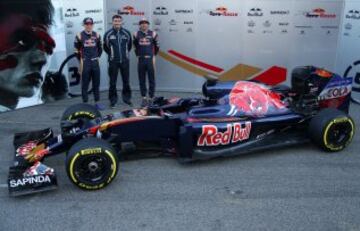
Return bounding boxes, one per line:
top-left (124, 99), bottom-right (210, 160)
top-left (138, 57), bottom-right (155, 98)
top-left (108, 60), bottom-right (131, 105)
top-left (81, 59), bottom-right (100, 103)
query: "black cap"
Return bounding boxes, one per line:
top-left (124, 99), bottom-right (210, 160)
top-left (83, 17), bottom-right (94, 25)
top-left (139, 18), bottom-right (150, 25)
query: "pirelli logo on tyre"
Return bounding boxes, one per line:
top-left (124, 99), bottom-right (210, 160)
top-left (69, 111), bottom-right (96, 120)
top-left (80, 148), bottom-right (102, 155)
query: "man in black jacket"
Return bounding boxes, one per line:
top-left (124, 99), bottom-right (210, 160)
top-left (103, 15), bottom-right (132, 107)
top-left (133, 18), bottom-right (160, 107)
top-left (74, 17), bottom-right (103, 109)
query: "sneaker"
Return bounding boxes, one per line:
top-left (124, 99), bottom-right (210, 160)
top-left (141, 97), bottom-right (148, 107)
top-left (95, 103), bottom-right (105, 111)
top-left (123, 99), bottom-right (133, 107)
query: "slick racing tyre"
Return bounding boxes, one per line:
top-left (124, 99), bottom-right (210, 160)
top-left (60, 103), bottom-right (102, 134)
top-left (61, 103), bottom-right (102, 122)
top-left (66, 137), bottom-right (119, 190)
top-left (309, 108), bottom-right (355, 152)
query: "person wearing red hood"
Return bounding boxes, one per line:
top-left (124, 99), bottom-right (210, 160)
top-left (0, 0), bottom-right (55, 112)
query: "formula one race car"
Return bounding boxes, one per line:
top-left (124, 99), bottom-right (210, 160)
top-left (8, 66), bottom-right (356, 196)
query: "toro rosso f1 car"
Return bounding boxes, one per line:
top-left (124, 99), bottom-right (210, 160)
top-left (8, 66), bottom-right (356, 196)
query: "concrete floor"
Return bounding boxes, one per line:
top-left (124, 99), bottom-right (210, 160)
top-left (0, 91), bottom-right (360, 231)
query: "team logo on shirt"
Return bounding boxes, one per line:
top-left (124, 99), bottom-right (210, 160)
top-left (139, 37), bottom-right (151, 46)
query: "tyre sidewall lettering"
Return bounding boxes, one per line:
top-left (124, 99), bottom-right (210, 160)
top-left (68, 111), bottom-right (96, 120)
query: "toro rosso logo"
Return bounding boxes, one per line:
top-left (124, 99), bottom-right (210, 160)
top-left (228, 81), bottom-right (285, 117)
top-left (303, 8), bottom-right (336, 18)
top-left (198, 122), bottom-right (252, 146)
top-left (209, 6), bottom-right (239, 17)
top-left (118, 6), bottom-right (145, 16)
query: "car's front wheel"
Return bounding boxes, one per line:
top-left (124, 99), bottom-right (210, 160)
top-left (66, 137), bottom-right (119, 190)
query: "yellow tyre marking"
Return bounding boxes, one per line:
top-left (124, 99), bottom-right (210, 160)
top-left (105, 150), bottom-right (118, 183)
top-left (69, 152), bottom-right (80, 183)
top-left (68, 111), bottom-right (96, 121)
top-left (69, 149), bottom-right (117, 189)
top-left (323, 117), bottom-right (354, 151)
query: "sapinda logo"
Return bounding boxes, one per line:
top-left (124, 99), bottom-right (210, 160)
top-left (175, 9), bottom-right (194, 14)
top-left (197, 122), bottom-right (252, 146)
top-left (209, 6), bottom-right (239, 17)
top-left (85, 9), bottom-right (102, 14)
top-left (270, 10), bottom-right (290, 15)
top-left (304, 8), bottom-right (336, 18)
top-left (9, 175), bottom-right (52, 188)
top-left (118, 6), bottom-right (145, 16)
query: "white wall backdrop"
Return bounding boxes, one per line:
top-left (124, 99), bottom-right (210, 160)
top-left (54, 0), bottom-right (348, 94)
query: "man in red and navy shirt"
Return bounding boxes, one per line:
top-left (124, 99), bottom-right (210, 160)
top-left (74, 17), bottom-right (103, 109)
top-left (133, 18), bottom-right (160, 107)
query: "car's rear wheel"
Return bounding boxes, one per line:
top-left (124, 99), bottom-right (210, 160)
top-left (309, 108), bottom-right (355, 152)
top-left (66, 137), bottom-right (119, 190)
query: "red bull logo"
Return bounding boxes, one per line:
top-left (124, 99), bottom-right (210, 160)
top-left (197, 122), bottom-right (252, 146)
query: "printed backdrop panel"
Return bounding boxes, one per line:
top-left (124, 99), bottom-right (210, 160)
top-left (335, 0), bottom-right (360, 101)
top-left (1, 0), bottom-right (351, 113)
